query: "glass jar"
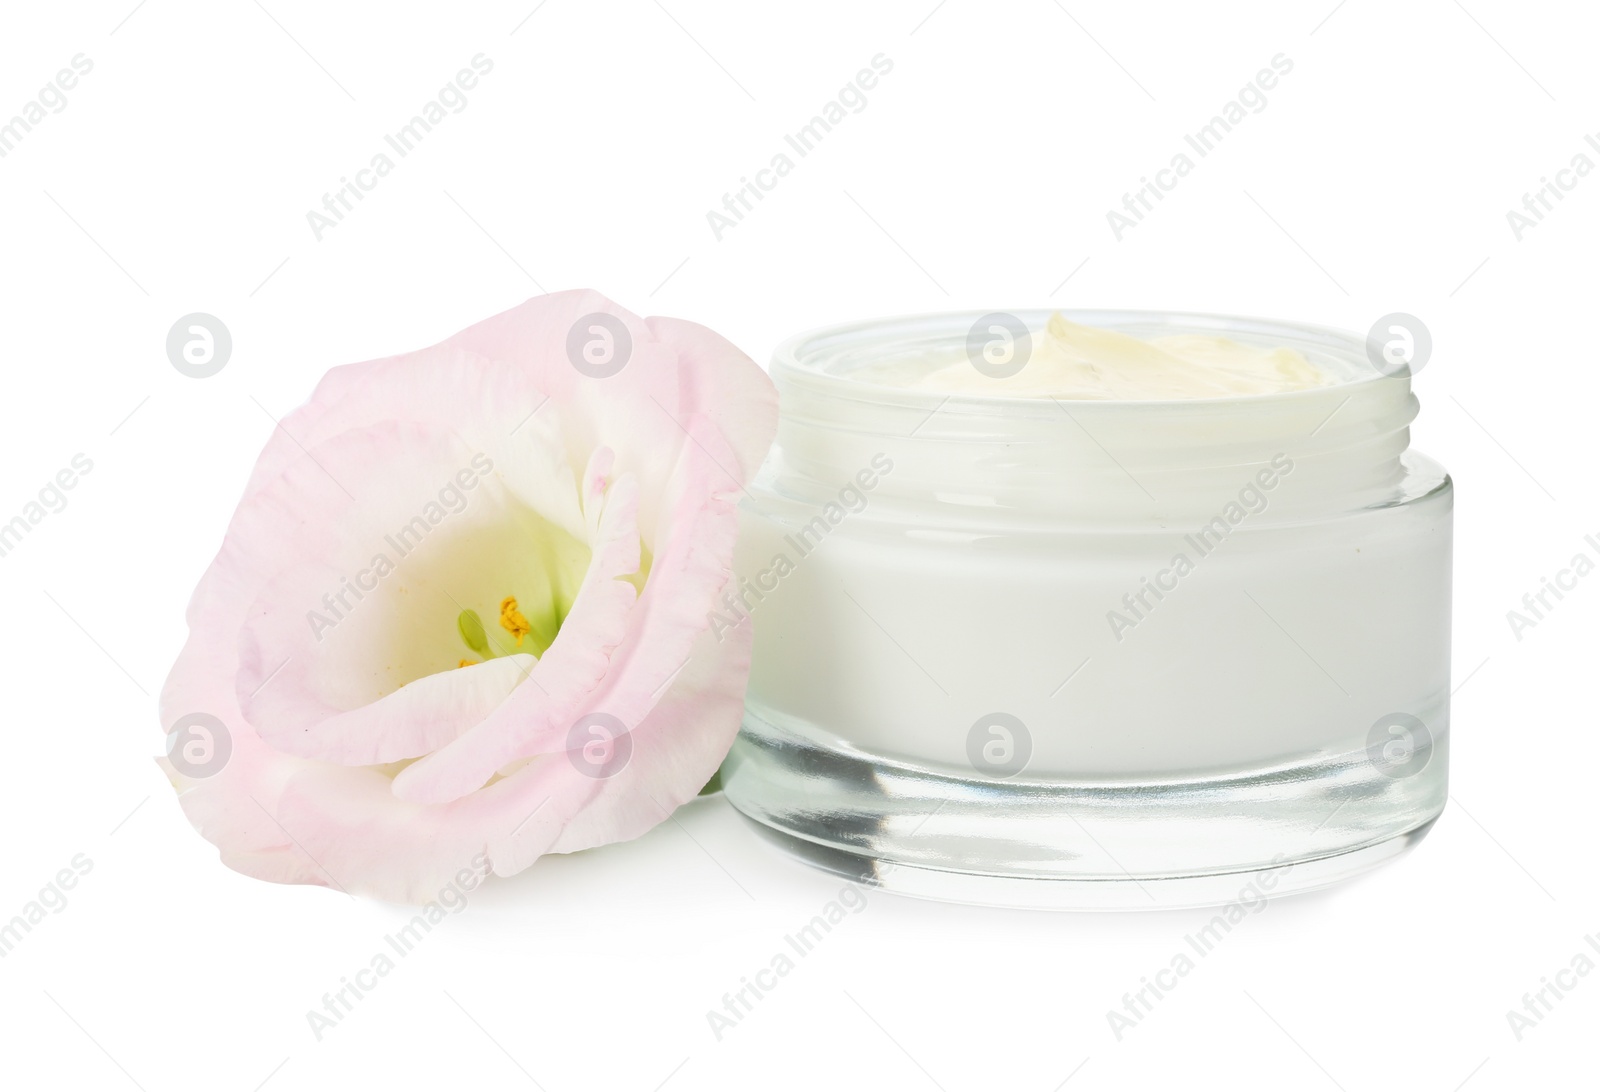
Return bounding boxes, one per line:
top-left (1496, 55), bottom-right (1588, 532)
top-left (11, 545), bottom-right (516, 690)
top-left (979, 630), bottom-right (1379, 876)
top-left (721, 309), bottom-right (1451, 909)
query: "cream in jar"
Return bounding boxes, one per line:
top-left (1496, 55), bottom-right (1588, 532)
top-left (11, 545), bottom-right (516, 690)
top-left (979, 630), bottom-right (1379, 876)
top-left (722, 310), bottom-right (1451, 910)
top-left (915, 312), bottom-right (1331, 399)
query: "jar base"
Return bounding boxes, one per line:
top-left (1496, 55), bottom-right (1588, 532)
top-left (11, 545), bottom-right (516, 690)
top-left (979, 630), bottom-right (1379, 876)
top-left (722, 710), bottom-right (1447, 912)
top-left (736, 812), bottom-right (1435, 911)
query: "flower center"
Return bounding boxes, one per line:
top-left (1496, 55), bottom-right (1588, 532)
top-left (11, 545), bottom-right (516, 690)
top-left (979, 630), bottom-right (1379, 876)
top-left (454, 596), bottom-right (543, 667)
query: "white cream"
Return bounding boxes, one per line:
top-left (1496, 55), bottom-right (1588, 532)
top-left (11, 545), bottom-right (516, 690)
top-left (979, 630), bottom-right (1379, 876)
top-left (915, 312), bottom-right (1331, 399)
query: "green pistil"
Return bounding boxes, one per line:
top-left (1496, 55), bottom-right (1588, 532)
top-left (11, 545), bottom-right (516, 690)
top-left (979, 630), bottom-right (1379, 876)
top-left (457, 609), bottom-right (490, 657)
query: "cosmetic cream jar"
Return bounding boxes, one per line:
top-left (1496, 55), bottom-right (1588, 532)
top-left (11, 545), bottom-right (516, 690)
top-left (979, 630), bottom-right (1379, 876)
top-left (721, 310), bottom-right (1451, 910)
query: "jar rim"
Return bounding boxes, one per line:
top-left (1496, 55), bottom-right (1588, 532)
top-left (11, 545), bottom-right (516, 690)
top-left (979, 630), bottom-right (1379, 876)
top-left (771, 308), bottom-right (1397, 413)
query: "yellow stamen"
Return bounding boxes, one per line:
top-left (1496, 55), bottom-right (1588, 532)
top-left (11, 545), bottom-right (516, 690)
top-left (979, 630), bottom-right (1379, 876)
top-left (499, 596), bottom-right (531, 647)
top-left (458, 659), bottom-right (478, 669)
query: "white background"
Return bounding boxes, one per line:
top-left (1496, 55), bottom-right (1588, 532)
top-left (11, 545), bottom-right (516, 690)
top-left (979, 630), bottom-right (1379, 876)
top-left (1, 1), bottom-right (1596, 1089)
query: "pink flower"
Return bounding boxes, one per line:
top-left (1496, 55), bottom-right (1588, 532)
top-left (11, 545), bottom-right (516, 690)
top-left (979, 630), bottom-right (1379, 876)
top-left (160, 291), bottom-right (777, 901)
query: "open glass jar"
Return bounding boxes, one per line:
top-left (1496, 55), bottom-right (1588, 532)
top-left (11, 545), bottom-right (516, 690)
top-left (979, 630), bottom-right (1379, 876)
top-left (721, 309), bottom-right (1451, 910)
